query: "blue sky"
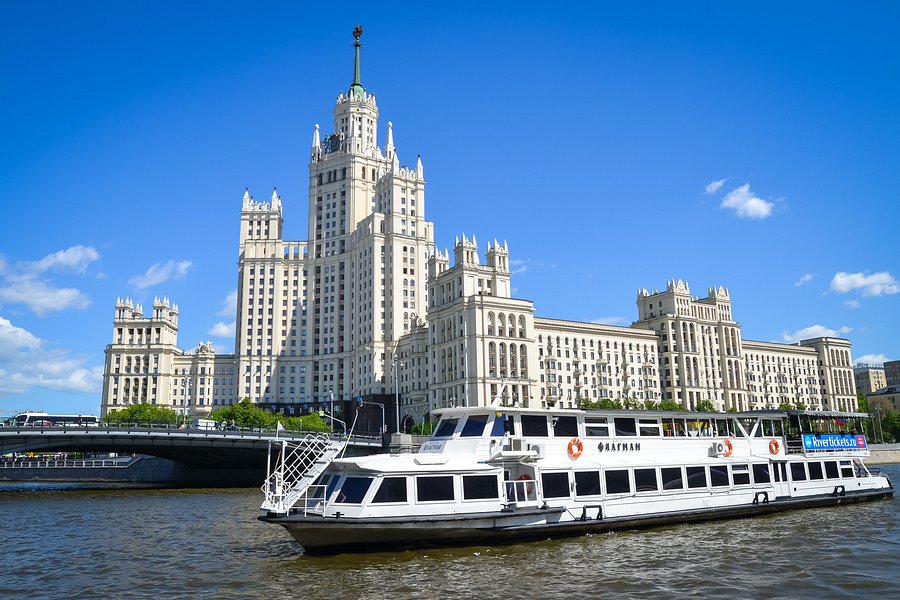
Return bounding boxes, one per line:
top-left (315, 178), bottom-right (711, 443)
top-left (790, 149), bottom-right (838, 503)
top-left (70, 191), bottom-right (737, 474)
top-left (1, 2), bottom-right (898, 416)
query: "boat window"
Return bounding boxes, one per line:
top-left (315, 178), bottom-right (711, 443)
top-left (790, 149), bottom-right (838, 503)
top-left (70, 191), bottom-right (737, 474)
top-left (463, 475), bottom-right (499, 500)
top-left (773, 420), bottom-right (785, 437)
top-left (731, 464), bottom-right (750, 486)
top-left (710, 465), bottom-right (729, 487)
top-left (460, 415), bottom-right (488, 437)
top-left (808, 462), bottom-right (824, 481)
top-left (686, 466), bottom-right (707, 489)
top-left (521, 415), bottom-right (549, 437)
top-left (584, 417), bottom-right (609, 437)
top-left (662, 418), bottom-right (686, 437)
top-left (416, 476), bottom-right (455, 502)
top-left (490, 413), bottom-right (511, 437)
top-left (604, 469), bottom-right (631, 494)
top-left (553, 416), bottom-right (578, 437)
top-left (638, 419), bottom-right (661, 437)
top-left (541, 472), bottom-right (570, 498)
top-left (574, 471), bottom-right (601, 497)
top-left (752, 463), bottom-right (770, 484)
top-left (686, 419), bottom-right (711, 437)
top-left (762, 420), bottom-right (774, 437)
top-left (661, 467), bottom-right (683, 490)
top-left (634, 468), bottom-right (658, 492)
top-left (434, 418), bottom-right (459, 438)
top-left (334, 476), bottom-right (374, 504)
top-left (824, 461), bottom-right (839, 479)
top-left (614, 418), bottom-right (637, 437)
top-left (372, 477), bottom-right (408, 503)
top-left (715, 419), bottom-right (729, 437)
top-left (790, 463), bottom-right (807, 482)
top-left (839, 460), bottom-right (854, 478)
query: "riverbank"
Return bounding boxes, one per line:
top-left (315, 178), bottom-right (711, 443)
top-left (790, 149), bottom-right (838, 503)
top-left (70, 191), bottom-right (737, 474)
top-left (869, 444), bottom-right (900, 464)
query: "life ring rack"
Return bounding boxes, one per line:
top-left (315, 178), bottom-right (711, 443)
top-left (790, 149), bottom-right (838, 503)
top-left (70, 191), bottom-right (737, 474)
top-left (568, 437), bottom-right (584, 459)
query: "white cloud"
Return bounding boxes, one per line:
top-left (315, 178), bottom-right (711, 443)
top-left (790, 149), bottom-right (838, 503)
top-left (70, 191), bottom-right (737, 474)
top-left (844, 299), bottom-right (861, 309)
top-left (830, 271), bottom-right (900, 297)
top-left (129, 260), bottom-right (192, 289)
top-left (25, 245), bottom-right (100, 274)
top-left (854, 353), bottom-right (890, 366)
top-left (509, 259), bottom-right (528, 276)
top-left (781, 324), bottom-right (852, 343)
top-left (208, 321), bottom-right (236, 338)
top-left (720, 184), bottom-right (774, 219)
top-left (705, 178), bottom-right (726, 194)
top-left (591, 316), bottom-right (628, 326)
top-left (218, 290), bottom-right (238, 316)
top-left (794, 273), bottom-right (813, 287)
top-left (0, 316), bottom-right (102, 398)
top-left (0, 275), bottom-right (91, 316)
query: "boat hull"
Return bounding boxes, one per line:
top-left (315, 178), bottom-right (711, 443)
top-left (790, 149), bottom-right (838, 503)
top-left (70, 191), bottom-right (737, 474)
top-left (260, 487), bottom-right (893, 553)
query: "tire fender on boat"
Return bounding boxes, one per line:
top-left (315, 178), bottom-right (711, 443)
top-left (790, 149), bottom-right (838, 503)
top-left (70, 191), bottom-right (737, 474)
top-left (567, 437), bottom-right (583, 459)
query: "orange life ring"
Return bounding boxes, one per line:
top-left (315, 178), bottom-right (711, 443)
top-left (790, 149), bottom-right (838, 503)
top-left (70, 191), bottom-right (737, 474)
top-left (568, 437), bottom-right (584, 459)
top-left (723, 439), bottom-right (733, 457)
top-left (769, 439), bottom-right (780, 455)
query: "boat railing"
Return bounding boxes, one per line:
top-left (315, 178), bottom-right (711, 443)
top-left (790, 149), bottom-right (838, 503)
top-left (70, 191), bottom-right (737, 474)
top-left (260, 435), bottom-right (345, 516)
top-left (292, 484), bottom-right (330, 516)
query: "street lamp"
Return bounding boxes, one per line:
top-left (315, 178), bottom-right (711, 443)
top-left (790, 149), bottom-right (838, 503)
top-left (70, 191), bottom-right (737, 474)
top-left (358, 398), bottom-right (385, 435)
top-left (392, 355), bottom-right (401, 434)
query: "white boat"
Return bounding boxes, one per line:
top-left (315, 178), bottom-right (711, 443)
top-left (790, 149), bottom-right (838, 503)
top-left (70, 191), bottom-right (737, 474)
top-left (259, 406), bottom-right (893, 553)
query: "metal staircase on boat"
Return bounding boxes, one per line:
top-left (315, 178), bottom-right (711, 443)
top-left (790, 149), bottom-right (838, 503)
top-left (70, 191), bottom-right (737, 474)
top-left (260, 434), bottom-right (345, 515)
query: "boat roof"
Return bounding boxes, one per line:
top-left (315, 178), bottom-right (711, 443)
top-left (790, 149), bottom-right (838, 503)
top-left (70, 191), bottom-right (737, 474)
top-left (433, 406), bottom-right (870, 420)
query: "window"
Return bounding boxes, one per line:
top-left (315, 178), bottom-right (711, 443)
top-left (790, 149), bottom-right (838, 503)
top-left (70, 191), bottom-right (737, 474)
top-left (553, 416), bottom-right (578, 437)
top-left (752, 463), bottom-right (771, 484)
top-left (710, 465), bottom-right (729, 487)
top-left (808, 462), bottom-right (824, 481)
top-left (661, 467), bottom-right (683, 490)
top-left (334, 477), bottom-right (373, 504)
top-left (584, 417), bottom-right (609, 437)
top-left (824, 461), bottom-right (839, 479)
top-left (634, 468), bottom-right (658, 492)
top-left (605, 470), bottom-right (631, 494)
top-left (790, 462), bottom-right (807, 481)
top-left (574, 471), bottom-right (601, 497)
top-left (417, 476), bottom-right (454, 502)
top-left (839, 460), bottom-right (854, 478)
top-left (521, 415), bottom-right (549, 437)
top-left (614, 418), bottom-right (637, 437)
top-left (731, 464), bottom-right (751, 486)
top-left (462, 475), bottom-right (499, 500)
top-left (460, 415), bottom-right (488, 437)
top-left (372, 477), bottom-right (408, 503)
top-left (541, 472), bottom-right (570, 498)
top-left (638, 419), bottom-right (661, 437)
top-left (686, 466), bottom-right (707, 489)
top-left (434, 418), bottom-right (458, 438)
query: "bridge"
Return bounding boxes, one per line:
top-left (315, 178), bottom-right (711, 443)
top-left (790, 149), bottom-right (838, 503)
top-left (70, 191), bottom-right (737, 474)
top-left (0, 425), bottom-right (384, 485)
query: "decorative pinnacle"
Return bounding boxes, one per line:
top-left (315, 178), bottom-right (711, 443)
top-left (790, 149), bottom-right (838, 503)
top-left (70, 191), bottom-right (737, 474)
top-left (349, 25), bottom-right (364, 99)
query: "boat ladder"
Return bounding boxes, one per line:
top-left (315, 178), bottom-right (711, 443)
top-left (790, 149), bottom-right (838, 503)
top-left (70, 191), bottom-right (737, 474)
top-left (260, 434), bottom-right (346, 515)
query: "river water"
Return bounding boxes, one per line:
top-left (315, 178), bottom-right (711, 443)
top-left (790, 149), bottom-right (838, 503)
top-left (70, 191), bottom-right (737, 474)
top-left (1, 465), bottom-right (898, 599)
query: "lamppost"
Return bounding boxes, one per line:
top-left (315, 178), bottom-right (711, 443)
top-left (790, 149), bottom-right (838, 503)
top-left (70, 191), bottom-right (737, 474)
top-left (358, 398), bottom-right (385, 435)
top-left (392, 355), bottom-right (401, 433)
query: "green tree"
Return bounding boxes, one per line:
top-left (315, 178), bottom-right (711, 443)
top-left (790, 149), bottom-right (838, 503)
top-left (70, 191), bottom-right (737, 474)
top-left (777, 402), bottom-right (795, 411)
top-left (622, 397), bottom-right (642, 410)
top-left (643, 400), bottom-right (659, 411)
top-left (209, 398), bottom-right (277, 428)
top-left (411, 420), bottom-right (437, 435)
top-left (659, 400), bottom-right (681, 411)
top-left (856, 391), bottom-right (869, 413)
top-left (596, 398), bottom-right (624, 410)
top-left (695, 400), bottom-right (716, 413)
top-left (882, 412), bottom-right (900, 443)
top-left (104, 404), bottom-right (178, 425)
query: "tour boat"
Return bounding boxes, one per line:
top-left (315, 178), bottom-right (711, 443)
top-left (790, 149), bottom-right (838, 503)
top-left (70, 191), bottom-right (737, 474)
top-left (259, 405), bottom-right (893, 553)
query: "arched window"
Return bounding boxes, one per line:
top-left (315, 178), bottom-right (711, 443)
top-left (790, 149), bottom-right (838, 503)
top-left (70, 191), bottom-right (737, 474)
top-left (518, 315), bottom-right (526, 337)
top-left (487, 312), bottom-right (495, 336)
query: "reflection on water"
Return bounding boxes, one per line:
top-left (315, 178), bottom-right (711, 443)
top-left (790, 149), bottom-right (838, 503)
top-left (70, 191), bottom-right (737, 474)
top-left (1, 465), bottom-right (897, 599)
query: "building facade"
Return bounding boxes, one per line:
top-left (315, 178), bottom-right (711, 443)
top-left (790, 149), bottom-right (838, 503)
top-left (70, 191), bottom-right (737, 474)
top-left (100, 32), bottom-right (860, 423)
top-left (855, 364), bottom-right (887, 395)
top-left (884, 360), bottom-right (900, 387)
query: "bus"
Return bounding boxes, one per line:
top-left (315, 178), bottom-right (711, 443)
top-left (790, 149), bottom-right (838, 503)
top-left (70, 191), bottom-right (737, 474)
top-left (3, 412), bottom-right (100, 427)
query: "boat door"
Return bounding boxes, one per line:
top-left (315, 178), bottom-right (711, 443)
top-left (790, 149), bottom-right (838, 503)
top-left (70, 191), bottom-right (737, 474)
top-left (504, 468), bottom-right (539, 507)
top-left (771, 460), bottom-right (790, 499)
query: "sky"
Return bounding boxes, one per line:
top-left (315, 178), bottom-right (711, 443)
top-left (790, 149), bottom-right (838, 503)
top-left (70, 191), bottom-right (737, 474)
top-left (1, 2), bottom-right (899, 416)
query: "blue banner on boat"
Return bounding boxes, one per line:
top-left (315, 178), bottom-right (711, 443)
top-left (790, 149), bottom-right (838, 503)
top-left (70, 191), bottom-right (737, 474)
top-left (802, 433), bottom-right (867, 451)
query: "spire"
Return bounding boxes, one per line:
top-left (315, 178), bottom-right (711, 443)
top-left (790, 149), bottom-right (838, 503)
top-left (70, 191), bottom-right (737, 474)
top-left (386, 121), bottom-right (394, 157)
top-left (416, 154), bottom-right (423, 178)
top-left (349, 25), bottom-right (364, 99)
top-left (312, 123), bottom-right (320, 150)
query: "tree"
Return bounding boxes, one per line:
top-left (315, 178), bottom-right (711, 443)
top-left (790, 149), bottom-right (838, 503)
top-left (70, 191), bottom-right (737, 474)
top-left (411, 420), bottom-right (437, 435)
top-left (856, 391), bottom-right (869, 413)
top-left (104, 404), bottom-right (178, 425)
top-left (777, 402), bottom-right (795, 411)
top-left (643, 400), bottom-right (659, 411)
top-left (622, 397), bottom-right (642, 410)
top-left (596, 398), bottom-right (624, 410)
top-left (209, 399), bottom-right (276, 428)
top-left (695, 400), bottom-right (716, 413)
top-left (659, 400), bottom-right (681, 411)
